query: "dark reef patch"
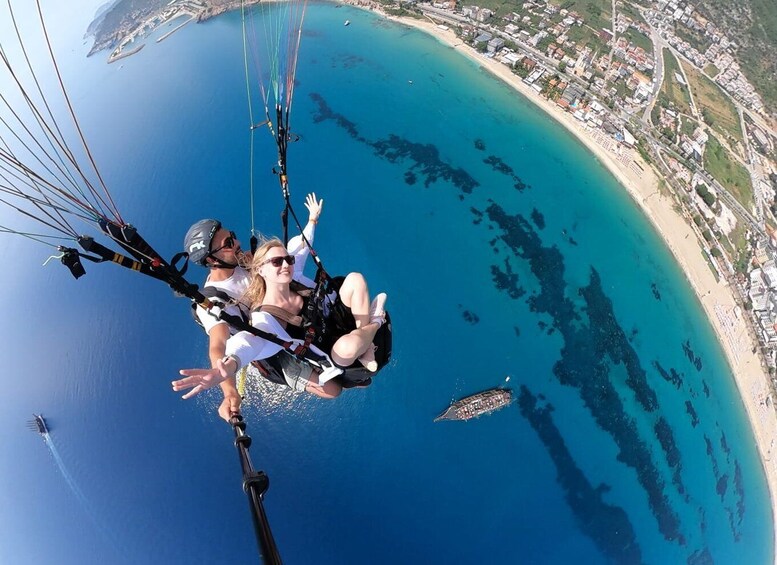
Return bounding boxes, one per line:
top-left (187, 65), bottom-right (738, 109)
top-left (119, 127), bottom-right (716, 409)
top-left (721, 469), bottom-right (745, 540)
top-left (489, 256), bottom-right (526, 300)
top-left (651, 282), bottom-right (662, 301)
top-left (682, 340), bottom-right (703, 371)
top-left (653, 360), bottom-right (683, 389)
top-left (484, 202), bottom-right (683, 544)
top-left (720, 432), bottom-right (730, 457)
top-left (655, 417), bottom-right (685, 494)
top-left (462, 309), bottom-right (480, 324)
top-left (578, 270), bottom-right (659, 413)
top-left (685, 401), bottom-right (699, 428)
top-left (518, 387), bottom-right (642, 564)
top-left (484, 155), bottom-right (514, 176)
top-left (716, 474), bottom-right (728, 499)
top-left (338, 54), bottom-right (365, 69)
top-left (310, 93), bottom-right (479, 194)
top-left (705, 435), bottom-right (720, 478)
top-left (372, 134), bottom-right (480, 193)
top-left (481, 155), bottom-right (530, 191)
top-left (309, 92), bottom-right (365, 141)
top-left (531, 208), bottom-right (545, 230)
top-left (474, 138), bottom-right (486, 151)
top-left (733, 461), bottom-right (745, 535)
top-left (561, 228), bottom-right (579, 246)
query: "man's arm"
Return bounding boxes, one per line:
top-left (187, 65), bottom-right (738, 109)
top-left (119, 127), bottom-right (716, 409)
top-left (208, 323), bottom-right (241, 422)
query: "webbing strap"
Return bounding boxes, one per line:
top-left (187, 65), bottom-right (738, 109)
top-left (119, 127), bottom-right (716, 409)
top-left (258, 304), bottom-right (303, 327)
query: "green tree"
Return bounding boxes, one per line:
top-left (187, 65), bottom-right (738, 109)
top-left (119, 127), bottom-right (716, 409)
top-left (696, 184), bottom-right (716, 208)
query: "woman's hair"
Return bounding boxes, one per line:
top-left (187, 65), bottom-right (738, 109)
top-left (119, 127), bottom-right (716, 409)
top-left (242, 237), bottom-right (285, 309)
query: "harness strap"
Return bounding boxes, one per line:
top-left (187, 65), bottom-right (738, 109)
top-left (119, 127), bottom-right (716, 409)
top-left (257, 304), bottom-right (303, 327)
top-left (294, 326), bottom-right (316, 357)
top-left (257, 277), bottom-right (323, 357)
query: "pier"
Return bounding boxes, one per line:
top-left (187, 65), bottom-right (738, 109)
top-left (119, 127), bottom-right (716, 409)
top-left (156, 16), bottom-right (195, 43)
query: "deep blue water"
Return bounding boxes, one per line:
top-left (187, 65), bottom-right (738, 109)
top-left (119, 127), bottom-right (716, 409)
top-left (1, 2), bottom-right (773, 564)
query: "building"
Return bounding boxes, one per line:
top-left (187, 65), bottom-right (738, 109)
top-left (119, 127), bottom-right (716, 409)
top-left (763, 260), bottom-right (777, 289)
top-left (488, 37), bottom-right (505, 53)
top-left (501, 52), bottom-right (522, 67)
top-left (474, 31), bottom-right (493, 45)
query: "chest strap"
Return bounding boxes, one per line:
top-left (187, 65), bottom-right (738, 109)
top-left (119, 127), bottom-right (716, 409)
top-left (258, 305), bottom-right (303, 327)
top-left (257, 303), bottom-right (316, 357)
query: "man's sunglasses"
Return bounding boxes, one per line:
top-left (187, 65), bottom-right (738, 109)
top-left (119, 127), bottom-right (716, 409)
top-left (210, 231), bottom-right (237, 255)
top-left (260, 255), bottom-right (296, 268)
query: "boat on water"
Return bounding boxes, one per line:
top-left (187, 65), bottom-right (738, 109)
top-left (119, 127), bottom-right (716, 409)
top-left (434, 388), bottom-right (513, 422)
top-left (27, 413), bottom-right (49, 435)
top-left (344, 20), bottom-right (350, 26)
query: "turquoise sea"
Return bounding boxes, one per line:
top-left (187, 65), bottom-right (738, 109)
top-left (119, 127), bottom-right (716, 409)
top-left (0, 2), bottom-right (772, 563)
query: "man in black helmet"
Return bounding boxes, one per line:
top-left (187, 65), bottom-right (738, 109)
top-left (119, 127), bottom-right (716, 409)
top-left (182, 194), bottom-right (323, 422)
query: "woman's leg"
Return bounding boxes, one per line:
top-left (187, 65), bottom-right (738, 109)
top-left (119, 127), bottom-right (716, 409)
top-left (337, 272), bottom-right (371, 328)
top-left (330, 322), bottom-right (381, 368)
top-left (330, 290), bottom-right (387, 370)
top-left (305, 371), bottom-right (342, 399)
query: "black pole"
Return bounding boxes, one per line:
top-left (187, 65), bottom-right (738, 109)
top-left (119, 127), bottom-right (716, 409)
top-left (230, 414), bottom-right (282, 565)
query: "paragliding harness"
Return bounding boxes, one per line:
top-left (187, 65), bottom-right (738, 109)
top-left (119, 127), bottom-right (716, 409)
top-left (191, 286), bottom-right (249, 331)
top-left (190, 286), bottom-right (293, 388)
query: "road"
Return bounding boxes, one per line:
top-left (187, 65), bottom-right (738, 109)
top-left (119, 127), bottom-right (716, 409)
top-left (635, 114), bottom-right (766, 239)
top-left (418, 3), bottom-right (768, 241)
top-left (641, 27), bottom-right (665, 123)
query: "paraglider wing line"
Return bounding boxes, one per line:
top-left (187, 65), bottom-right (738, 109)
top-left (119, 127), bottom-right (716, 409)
top-left (3, 6), bottom-right (92, 200)
top-left (33, 0), bottom-right (123, 224)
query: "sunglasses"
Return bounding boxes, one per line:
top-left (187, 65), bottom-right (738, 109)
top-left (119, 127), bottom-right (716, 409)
top-left (210, 231), bottom-right (237, 255)
top-left (260, 254), bottom-right (296, 268)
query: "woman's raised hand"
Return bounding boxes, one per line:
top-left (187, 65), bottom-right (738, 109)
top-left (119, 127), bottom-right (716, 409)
top-left (305, 192), bottom-right (324, 223)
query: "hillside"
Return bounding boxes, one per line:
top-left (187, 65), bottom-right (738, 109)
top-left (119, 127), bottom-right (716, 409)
top-left (679, 0), bottom-right (777, 117)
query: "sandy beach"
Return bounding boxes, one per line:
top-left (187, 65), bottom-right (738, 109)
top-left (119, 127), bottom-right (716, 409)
top-left (357, 6), bottom-right (777, 556)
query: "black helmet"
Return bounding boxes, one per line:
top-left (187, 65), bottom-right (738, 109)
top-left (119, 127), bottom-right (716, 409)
top-left (184, 219), bottom-right (221, 266)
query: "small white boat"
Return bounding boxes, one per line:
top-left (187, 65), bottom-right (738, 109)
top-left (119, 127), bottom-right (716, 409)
top-left (344, 20), bottom-right (350, 26)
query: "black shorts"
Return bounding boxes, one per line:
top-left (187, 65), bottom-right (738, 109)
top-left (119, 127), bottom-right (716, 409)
top-left (313, 276), bottom-right (357, 355)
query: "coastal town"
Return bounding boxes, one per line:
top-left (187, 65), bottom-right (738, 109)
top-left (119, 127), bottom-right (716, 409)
top-left (368, 0), bottom-right (777, 375)
top-left (88, 0), bottom-right (262, 60)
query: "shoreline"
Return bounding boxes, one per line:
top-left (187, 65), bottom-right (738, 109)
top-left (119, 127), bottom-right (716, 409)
top-left (361, 6), bottom-right (777, 558)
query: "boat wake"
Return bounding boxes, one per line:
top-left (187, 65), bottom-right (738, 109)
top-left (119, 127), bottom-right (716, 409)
top-left (42, 432), bottom-right (122, 555)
